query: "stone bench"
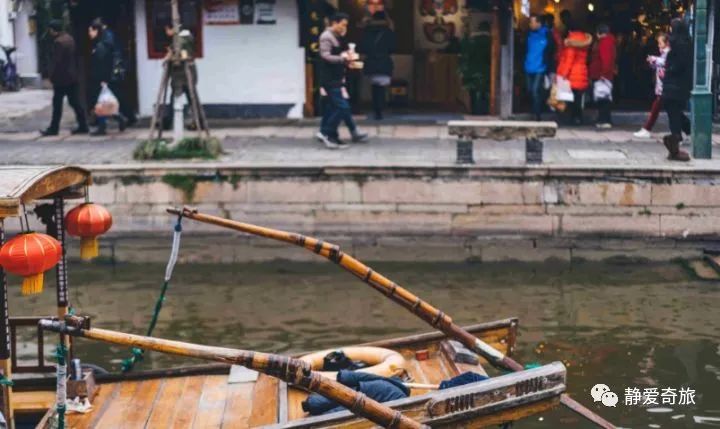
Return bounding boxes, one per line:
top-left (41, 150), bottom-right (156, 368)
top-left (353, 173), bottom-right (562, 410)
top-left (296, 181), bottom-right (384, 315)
top-left (448, 121), bottom-right (558, 164)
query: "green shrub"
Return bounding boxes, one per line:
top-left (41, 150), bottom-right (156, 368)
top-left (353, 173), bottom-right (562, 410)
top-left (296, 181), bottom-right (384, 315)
top-left (133, 137), bottom-right (224, 160)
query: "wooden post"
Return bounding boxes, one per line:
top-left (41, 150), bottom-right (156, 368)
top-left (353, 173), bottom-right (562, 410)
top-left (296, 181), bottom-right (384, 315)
top-left (53, 198), bottom-right (70, 353)
top-left (0, 219), bottom-right (14, 429)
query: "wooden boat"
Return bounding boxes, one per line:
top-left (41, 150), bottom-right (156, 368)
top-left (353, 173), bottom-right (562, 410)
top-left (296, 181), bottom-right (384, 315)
top-left (0, 166), bottom-right (610, 428)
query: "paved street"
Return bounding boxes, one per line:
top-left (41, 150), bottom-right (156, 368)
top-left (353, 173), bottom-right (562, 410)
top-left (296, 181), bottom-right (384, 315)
top-left (0, 125), bottom-right (718, 169)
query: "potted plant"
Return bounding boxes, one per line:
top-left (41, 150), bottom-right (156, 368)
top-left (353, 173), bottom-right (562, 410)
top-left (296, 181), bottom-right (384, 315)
top-left (458, 33), bottom-right (491, 115)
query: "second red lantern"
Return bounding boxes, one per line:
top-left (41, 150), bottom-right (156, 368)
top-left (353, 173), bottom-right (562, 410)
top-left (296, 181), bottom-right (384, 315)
top-left (65, 203), bottom-right (113, 261)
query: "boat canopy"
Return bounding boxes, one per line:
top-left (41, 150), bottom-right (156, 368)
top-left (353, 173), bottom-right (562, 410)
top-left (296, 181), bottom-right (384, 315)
top-left (0, 166), bottom-right (91, 218)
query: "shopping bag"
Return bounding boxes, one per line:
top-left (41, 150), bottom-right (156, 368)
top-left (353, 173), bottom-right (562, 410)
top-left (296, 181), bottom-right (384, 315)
top-left (555, 77), bottom-right (574, 102)
top-left (94, 84), bottom-right (119, 117)
top-left (593, 78), bottom-right (613, 102)
top-left (547, 82), bottom-right (567, 112)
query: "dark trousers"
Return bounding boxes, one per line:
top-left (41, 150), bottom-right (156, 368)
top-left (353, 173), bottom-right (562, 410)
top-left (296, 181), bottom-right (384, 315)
top-left (644, 96), bottom-right (663, 131)
top-left (567, 90), bottom-right (585, 124)
top-left (525, 73), bottom-right (545, 120)
top-left (50, 84), bottom-right (87, 131)
top-left (664, 98), bottom-right (691, 137)
top-left (321, 86), bottom-right (356, 138)
top-left (371, 85), bottom-right (387, 120)
top-left (596, 99), bottom-right (612, 124)
top-left (109, 81), bottom-right (135, 122)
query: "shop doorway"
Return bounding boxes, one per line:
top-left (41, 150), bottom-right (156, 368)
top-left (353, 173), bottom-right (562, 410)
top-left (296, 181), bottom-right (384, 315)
top-left (329, 0), bottom-right (493, 117)
top-left (69, 0), bottom-right (138, 115)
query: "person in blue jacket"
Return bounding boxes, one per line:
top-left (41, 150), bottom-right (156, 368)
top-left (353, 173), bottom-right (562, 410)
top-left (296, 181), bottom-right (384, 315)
top-left (524, 15), bottom-right (554, 121)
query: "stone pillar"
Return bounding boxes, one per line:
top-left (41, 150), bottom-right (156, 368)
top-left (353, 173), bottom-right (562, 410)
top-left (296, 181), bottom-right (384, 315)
top-left (691, 0), bottom-right (713, 159)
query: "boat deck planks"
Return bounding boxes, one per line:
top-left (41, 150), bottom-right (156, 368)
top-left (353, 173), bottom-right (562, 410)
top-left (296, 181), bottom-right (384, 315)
top-left (55, 321), bottom-right (519, 428)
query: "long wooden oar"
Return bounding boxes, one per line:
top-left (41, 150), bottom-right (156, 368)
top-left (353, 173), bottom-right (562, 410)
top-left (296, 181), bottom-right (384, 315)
top-left (168, 207), bottom-right (616, 429)
top-left (40, 317), bottom-right (426, 429)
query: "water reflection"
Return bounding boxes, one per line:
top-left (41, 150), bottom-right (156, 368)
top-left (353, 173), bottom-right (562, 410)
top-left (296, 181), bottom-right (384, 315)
top-left (7, 258), bottom-right (720, 428)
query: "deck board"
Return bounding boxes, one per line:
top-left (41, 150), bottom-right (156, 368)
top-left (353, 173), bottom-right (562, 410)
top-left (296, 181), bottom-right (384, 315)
top-left (248, 375), bottom-right (278, 426)
top-left (193, 375), bottom-right (228, 429)
top-left (145, 377), bottom-right (187, 428)
top-left (168, 375), bottom-right (207, 427)
top-left (95, 381), bottom-right (142, 429)
top-left (221, 382), bottom-right (254, 428)
top-left (123, 379), bottom-right (163, 428)
top-left (287, 387), bottom-right (309, 421)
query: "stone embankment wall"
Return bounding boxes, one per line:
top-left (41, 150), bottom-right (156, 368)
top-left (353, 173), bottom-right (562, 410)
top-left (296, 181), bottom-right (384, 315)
top-left (87, 165), bottom-right (720, 239)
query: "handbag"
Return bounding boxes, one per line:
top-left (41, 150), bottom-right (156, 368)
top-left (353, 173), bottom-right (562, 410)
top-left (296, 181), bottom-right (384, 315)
top-left (555, 77), bottom-right (574, 102)
top-left (593, 78), bottom-right (613, 101)
top-left (94, 83), bottom-right (120, 117)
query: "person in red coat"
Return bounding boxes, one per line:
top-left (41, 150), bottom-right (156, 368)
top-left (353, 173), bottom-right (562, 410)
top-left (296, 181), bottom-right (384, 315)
top-left (589, 24), bottom-right (617, 128)
top-left (556, 20), bottom-right (592, 125)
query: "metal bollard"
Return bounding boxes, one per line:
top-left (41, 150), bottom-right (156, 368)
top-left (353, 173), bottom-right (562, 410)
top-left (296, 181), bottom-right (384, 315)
top-left (456, 138), bottom-right (475, 164)
top-left (525, 137), bottom-right (543, 164)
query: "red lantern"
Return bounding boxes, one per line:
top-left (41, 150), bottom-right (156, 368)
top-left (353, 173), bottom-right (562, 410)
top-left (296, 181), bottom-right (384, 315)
top-left (0, 233), bottom-right (62, 295)
top-left (65, 203), bottom-right (113, 261)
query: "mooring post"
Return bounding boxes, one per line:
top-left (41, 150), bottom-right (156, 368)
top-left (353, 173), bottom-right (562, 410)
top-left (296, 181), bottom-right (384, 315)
top-left (456, 136), bottom-right (475, 164)
top-left (525, 137), bottom-right (543, 164)
top-left (691, 0), bottom-right (713, 159)
top-left (0, 219), bottom-right (15, 429)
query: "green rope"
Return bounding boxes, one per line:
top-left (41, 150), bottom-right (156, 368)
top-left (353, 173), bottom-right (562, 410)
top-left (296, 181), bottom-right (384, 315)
top-left (0, 374), bottom-right (13, 387)
top-left (53, 343), bottom-right (68, 429)
top-left (122, 216), bottom-right (182, 373)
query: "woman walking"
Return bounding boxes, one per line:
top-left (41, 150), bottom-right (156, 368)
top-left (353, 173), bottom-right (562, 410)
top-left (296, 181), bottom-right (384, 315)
top-left (557, 21), bottom-right (592, 125)
top-left (634, 33), bottom-right (669, 138)
top-left (589, 23), bottom-right (616, 129)
top-left (359, 10), bottom-right (396, 120)
top-left (661, 19), bottom-right (692, 161)
top-left (88, 21), bottom-right (125, 136)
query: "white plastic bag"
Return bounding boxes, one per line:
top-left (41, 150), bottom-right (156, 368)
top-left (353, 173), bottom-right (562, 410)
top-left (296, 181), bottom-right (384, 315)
top-left (94, 84), bottom-right (119, 117)
top-left (593, 78), bottom-right (613, 101)
top-left (556, 77), bottom-right (574, 102)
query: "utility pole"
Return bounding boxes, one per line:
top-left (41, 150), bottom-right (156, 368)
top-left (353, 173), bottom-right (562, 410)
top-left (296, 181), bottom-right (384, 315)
top-left (691, 0), bottom-right (714, 159)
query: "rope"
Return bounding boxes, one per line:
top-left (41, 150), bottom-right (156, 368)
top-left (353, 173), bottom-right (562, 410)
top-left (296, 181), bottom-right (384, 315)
top-left (122, 215), bottom-right (183, 373)
top-left (54, 343), bottom-right (68, 429)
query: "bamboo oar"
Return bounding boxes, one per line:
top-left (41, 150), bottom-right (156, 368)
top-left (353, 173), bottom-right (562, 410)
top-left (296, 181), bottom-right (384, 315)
top-left (40, 317), bottom-right (425, 429)
top-left (168, 207), bottom-right (616, 429)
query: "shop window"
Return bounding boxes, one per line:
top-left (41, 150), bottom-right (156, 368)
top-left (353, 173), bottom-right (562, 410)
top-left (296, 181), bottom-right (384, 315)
top-left (146, 0), bottom-right (204, 59)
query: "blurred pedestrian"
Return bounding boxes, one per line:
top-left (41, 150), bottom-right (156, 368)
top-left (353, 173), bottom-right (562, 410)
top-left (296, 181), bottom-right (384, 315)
top-left (88, 21), bottom-right (126, 136)
top-left (316, 12), bottom-right (368, 149)
top-left (40, 20), bottom-right (88, 136)
top-left (524, 14), bottom-right (553, 121)
top-left (589, 23), bottom-right (616, 129)
top-left (556, 20), bottom-right (592, 125)
top-left (359, 9), bottom-right (396, 120)
top-left (634, 32), bottom-right (669, 138)
top-left (661, 19), bottom-right (692, 162)
top-left (91, 18), bottom-right (136, 126)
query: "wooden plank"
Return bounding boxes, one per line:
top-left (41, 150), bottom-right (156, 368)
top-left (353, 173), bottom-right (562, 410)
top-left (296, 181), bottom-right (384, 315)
top-left (12, 390), bottom-right (54, 413)
top-left (146, 377), bottom-right (188, 428)
top-left (192, 375), bottom-right (228, 429)
top-left (221, 382), bottom-right (254, 428)
top-left (95, 381), bottom-right (142, 429)
top-left (247, 374), bottom-right (278, 426)
top-left (287, 387), bottom-right (309, 421)
top-left (277, 381), bottom-right (288, 424)
top-left (122, 379), bottom-right (163, 427)
top-left (416, 355), bottom-right (451, 386)
top-left (67, 383), bottom-right (119, 428)
top-left (168, 375), bottom-right (206, 428)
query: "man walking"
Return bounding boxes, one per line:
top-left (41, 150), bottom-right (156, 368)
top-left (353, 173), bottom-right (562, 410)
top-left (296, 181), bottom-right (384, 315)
top-left (316, 12), bottom-right (368, 149)
top-left (524, 15), bottom-right (553, 121)
top-left (40, 20), bottom-right (88, 136)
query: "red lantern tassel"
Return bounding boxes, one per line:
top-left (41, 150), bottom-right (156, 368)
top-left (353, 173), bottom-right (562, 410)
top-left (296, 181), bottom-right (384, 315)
top-left (22, 273), bottom-right (44, 296)
top-left (80, 237), bottom-right (99, 261)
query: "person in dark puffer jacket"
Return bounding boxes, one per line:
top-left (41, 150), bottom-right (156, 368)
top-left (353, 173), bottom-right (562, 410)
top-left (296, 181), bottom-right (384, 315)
top-left (661, 18), bottom-right (693, 162)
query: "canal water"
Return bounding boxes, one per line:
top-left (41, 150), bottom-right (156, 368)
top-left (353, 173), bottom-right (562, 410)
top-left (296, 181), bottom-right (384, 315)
top-left (8, 256), bottom-right (720, 428)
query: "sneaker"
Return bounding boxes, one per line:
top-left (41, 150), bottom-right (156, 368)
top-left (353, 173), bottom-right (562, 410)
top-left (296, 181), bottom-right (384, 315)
top-left (39, 128), bottom-right (59, 137)
top-left (595, 123), bottom-right (612, 129)
top-left (331, 137), bottom-right (351, 150)
top-left (633, 128), bottom-right (651, 139)
top-left (351, 132), bottom-right (369, 143)
top-left (317, 132), bottom-right (341, 149)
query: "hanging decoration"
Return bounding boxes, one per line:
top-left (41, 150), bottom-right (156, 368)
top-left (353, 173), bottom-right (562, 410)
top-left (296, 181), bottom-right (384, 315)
top-left (0, 232), bottom-right (62, 295)
top-left (65, 203), bottom-right (113, 261)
